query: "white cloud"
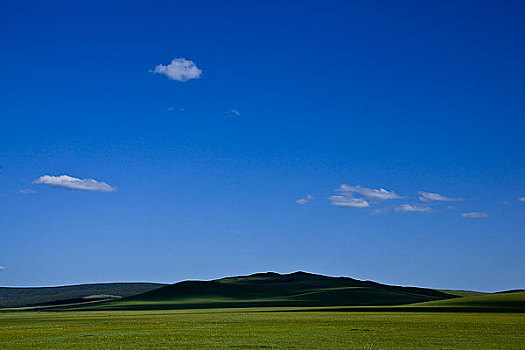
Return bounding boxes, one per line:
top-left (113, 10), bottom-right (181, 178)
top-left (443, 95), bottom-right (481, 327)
top-left (336, 185), bottom-right (403, 200)
top-left (329, 195), bottom-right (370, 208)
top-left (296, 194), bottom-right (313, 205)
top-left (396, 204), bottom-right (434, 213)
top-left (328, 184), bottom-right (402, 209)
top-left (462, 211), bottom-right (489, 218)
top-left (0, 266), bottom-right (5, 271)
top-left (18, 189), bottom-right (36, 194)
top-left (33, 175), bottom-right (116, 192)
top-left (418, 191), bottom-right (462, 202)
top-left (519, 197), bottom-right (525, 202)
top-left (372, 208), bottom-right (388, 215)
top-left (230, 109), bottom-right (241, 116)
top-left (152, 58), bottom-right (202, 82)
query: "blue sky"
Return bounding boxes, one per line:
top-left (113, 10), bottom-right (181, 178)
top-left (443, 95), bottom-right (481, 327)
top-left (0, 0), bottom-right (524, 291)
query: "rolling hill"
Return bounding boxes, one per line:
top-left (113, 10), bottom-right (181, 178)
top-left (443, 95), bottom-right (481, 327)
top-left (408, 291), bottom-right (525, 312)
top-left (72, 271), bottom-right (458, 311)
top-left (0, 283), bottom-right (166, 308)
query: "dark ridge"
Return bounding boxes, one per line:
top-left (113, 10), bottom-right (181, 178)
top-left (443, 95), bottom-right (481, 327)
top-left (247, 272), bottom-right (282, 278)
top-left (0, 283), bottom-right (166, 308)
top-left (76, 272), bottom-right (458, 311)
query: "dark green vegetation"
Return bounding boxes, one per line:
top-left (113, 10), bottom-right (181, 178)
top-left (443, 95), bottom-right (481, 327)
top-left (0, 309), bottom-right (523, 349)
top-left (70, 271), bottom-right (457, 311)
top-left (437, 289), bottom-right (488, 297)
top-left (0, 283), bottom-right (165, 308)
top-left (2, 272), bottom-right (524, 314)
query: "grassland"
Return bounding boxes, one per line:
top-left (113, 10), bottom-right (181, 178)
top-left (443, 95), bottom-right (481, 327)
top-left (407, 291), bottom-right (525, 312)
top-left (0, 308), bottom-right (523, 349)
top-left (1, 273), bottom-right (523, 349)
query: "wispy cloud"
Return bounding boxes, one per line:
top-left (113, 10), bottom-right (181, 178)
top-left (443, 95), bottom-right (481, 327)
top-left (335, 185), bottom-right (403, 201)
top-left (18, 189), bottom-right (36, 194)
top-left (329, 185), bottom-right (402, 209)
top-left (33, 175), bottom-right (116, 192)
top-left (223, 109), bottom-right (241, 116)
top-left (328, 195), bottom-right (370, 208)
top-left (372, 208), bottom-right (389, 215)
top-left (396, 204), bottom-right (434, 213)
top-left (462, 211), bottom-right (489, 218)
top-left (152, 58), bottom-right (202, 82)
top-left (519, 197), bottom-right (525, 202)
top-left (418, 191), bottom-right (462, 202)
top-left (0, 266), bottom-right (5, 271)
top-left (296, 194), bottom-right (313, 205)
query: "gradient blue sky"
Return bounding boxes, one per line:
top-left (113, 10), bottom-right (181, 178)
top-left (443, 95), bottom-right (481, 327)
top-left (1, 0), bottom-right (524, 291)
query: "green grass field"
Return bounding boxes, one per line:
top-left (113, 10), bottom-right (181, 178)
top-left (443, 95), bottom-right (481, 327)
top-left (0, 308), bottom-right (524, 349)
top-left (1, 273), bottom-right (523, 348)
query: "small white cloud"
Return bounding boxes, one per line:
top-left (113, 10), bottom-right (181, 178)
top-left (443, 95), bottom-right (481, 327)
top-left (0, 266), bottom-right (5, 271)
top-left (462, 211), bottom-right (489, 218)
top-left (396, 204), bottom-right (434, 213)
top-left (223, 109), bottom-right (241, 116)
top-left (329, 195), bottom-right (370, 208)
top-left (152, 58), bottom-right (202, 82)
top-left (418, 191), bottom-right (462, 202)
top-left (33, 175), bottom-right (116, 192)
top-left (18, 189), bottom-right (36, 194)
top-left (296, 194), bottom-right (313, 205)
top-left (336, 185), bottom-right (403, 201)
top-left (519, 197), bottom-right (525, 202)
top-left (371, 208), bottom-right (388, 215)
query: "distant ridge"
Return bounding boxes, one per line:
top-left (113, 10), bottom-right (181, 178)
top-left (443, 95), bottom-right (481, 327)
top-left (495, 289), bottom-right (525, 294)
top-left (73, 271), bottom-right (457, 311)
top-left (0, 283), bottom-right (166, 308)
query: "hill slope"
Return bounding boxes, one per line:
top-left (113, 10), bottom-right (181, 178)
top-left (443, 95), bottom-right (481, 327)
top-left (0, 283), bottom-right (166, 308)
top-left (408, 291), bottom-right (525, 312)
top-left (75, 271), bottom-right (457, 311)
